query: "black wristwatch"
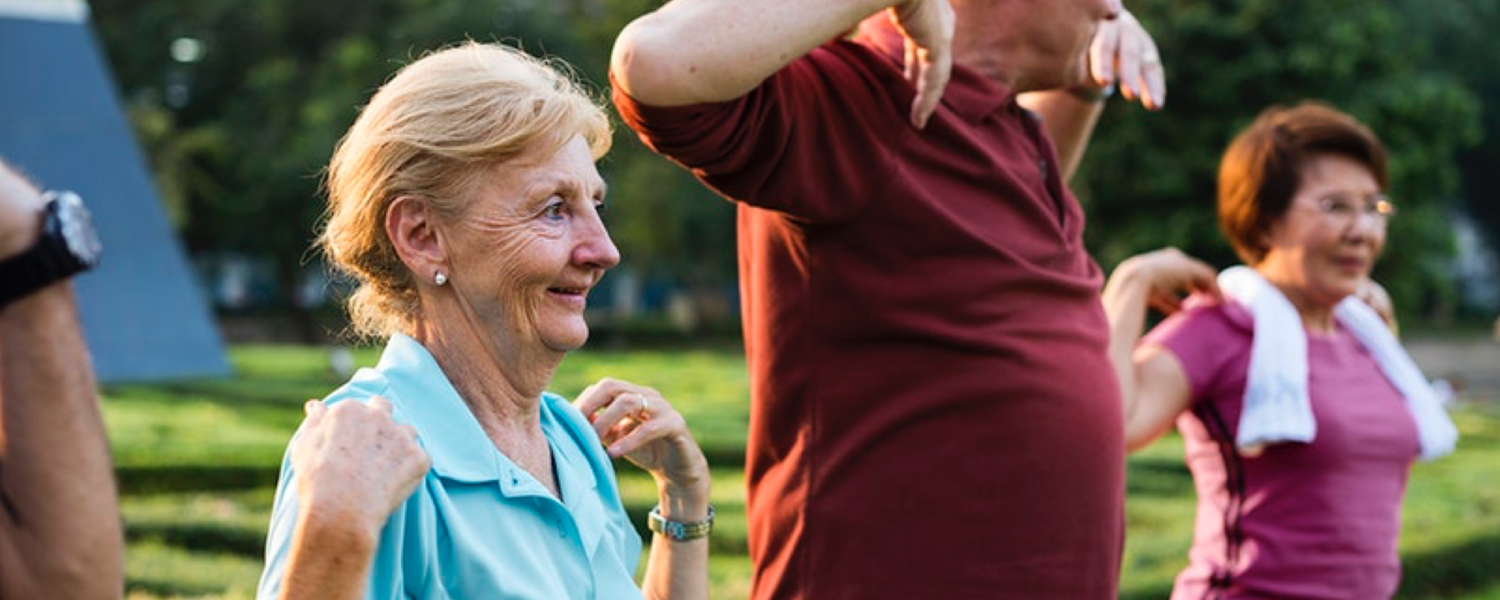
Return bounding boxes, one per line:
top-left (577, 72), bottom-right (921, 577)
top-left (0, 191), bottom-right (102, 309)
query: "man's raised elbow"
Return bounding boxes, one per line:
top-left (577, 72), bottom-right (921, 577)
top-left (611, 22), bottom-right (660, 101)
top-left (611, 20), bottom-right (701, 107)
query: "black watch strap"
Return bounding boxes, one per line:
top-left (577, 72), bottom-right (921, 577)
top-left (0, 204), bottom-right (91, 308)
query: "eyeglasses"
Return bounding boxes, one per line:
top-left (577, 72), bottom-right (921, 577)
top-left (1307, 192), bottom-right (1397, 227)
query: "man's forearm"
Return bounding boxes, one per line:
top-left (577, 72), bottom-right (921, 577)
top-left (1018, 89), bottom-right (1106, 182)
top-left (0, 282), bottom-right (123, 599)
top-left (611, 0), bottom-right (899, 107)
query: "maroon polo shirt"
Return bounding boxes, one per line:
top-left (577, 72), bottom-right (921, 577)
top-left (613, 24), bottom-right (1124, 600)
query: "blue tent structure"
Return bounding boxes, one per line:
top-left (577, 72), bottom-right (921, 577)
top-left (0, 0), bottom-right (230, 381)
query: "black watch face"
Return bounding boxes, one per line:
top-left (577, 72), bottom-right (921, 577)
top-left (49, 191), bottom-right (103, 267)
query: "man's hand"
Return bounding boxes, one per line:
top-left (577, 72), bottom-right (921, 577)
top-left (1086, 9), bottom-right (1165, 109)
top-left (889, 0), bottom-right (955, 129)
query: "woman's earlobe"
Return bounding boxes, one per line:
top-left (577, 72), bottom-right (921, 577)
top-left (386, 195), bottom-right (447, 275)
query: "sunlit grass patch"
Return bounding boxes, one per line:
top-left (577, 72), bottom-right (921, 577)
top-left (104, 343), bottom-right (1500, 599)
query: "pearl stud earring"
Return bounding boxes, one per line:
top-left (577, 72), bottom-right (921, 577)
top-left (434, 272), bottom-right (448, 286)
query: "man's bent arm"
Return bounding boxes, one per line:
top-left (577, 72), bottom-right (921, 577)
top-left (612, 0), bottom-right (953, 126)
top-left (0, 165), bottom-right (122, 600)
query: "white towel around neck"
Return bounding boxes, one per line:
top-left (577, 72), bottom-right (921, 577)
top-left (1217, 266), bottom-right (1457, 460)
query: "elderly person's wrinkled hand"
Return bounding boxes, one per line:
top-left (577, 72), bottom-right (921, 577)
top-left (290, 396), bottom-right (431, 536)
top-left (889, 0), bottom-right (955, 129)
top-left (1087, 8), bottom-right (1165, 109)
top-left (575, 378), bottom-right (710, 494)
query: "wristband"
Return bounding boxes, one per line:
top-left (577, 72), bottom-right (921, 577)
top-left (1067, 82), bottom-right (1115, 103)
top-left (647, 504), bottom-right (714, 541)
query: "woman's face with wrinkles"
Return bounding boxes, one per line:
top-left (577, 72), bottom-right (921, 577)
top-left (440, 134), bottom-right (619, 354)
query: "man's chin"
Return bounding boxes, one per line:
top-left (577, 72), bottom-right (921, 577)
top-left (1027, 62), bottom-right (1090, 95)
top-left (1061, 58), bottom-right (1092, 90)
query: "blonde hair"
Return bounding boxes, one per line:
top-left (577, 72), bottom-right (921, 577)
top-left (320, 42), bottom-right (611, 338)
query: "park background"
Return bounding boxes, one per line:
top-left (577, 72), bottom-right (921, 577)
top-left (49, 0), bottom-right (1500, 597)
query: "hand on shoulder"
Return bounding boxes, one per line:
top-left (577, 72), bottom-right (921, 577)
top-left (290, 396), bottom-right (430, 537)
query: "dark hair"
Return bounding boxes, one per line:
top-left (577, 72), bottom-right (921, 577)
top-left (1217, 101), bottom-right (1387, 265)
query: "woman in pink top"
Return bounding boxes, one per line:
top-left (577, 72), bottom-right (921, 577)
top-left (1103, 103), bottom-right (1429, 599)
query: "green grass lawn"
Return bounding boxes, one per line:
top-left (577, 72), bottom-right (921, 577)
top-left (104, 344), bottom-right (1500, 599)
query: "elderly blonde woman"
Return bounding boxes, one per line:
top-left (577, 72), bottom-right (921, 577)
top-left (256, 42), bottom-right (711, 600)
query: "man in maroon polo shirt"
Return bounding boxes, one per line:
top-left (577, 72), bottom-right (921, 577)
top-left (611, 1), bottom-right (1165, 597)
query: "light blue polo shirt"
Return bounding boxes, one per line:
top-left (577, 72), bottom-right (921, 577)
top-left (257, 333), bottom-right (644, 600)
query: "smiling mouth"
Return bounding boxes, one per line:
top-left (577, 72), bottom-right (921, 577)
top-left (1333, 257), bottom-right (1369, 272)
top-left (547, 285), bottom-right (596, 305)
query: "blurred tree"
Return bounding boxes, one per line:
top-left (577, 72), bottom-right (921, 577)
top-left (1395, 0), bottom-right (1500, 316)
top-left (92, 0), bottom-right (735, 338)
top-left (91, 0), bottom-right (1486, 329)
top-left (1076, 0), bottom-right (1481, 320)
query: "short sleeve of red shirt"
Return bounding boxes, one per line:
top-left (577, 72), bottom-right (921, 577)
top-left (612, 40), bottom-right (903, 222)
top-left (1144, 300), bottom-right (1254, 403)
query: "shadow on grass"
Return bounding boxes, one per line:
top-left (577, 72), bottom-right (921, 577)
top-left (1121, 581), bottom-right (1176, 600)
top-left (1123, 532), bottom-right (1500, 600)
top-left (127, 524), bottom-right (265, 558)
top-left (107, 377), bottom-right (333, 410)
top-left (701, 447), bottom-right (746, 471)
top-left (126, 579), bottom-right (230, 599)
top-left (118, 465), bottom-right (281, 495)
top-left (1399, 532), bottom-right (1500, 599)
top-left (1126, 457), bottom-right (1194, 497)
